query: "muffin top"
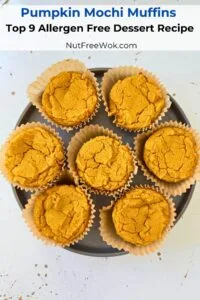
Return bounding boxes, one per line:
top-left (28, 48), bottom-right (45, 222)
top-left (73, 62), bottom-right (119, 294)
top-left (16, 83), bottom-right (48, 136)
top-left (112, 188), bottom-right (170, 246)
top-left (109, 73), bottom-right (165, 130)
top-left (33, 185), bottom-right (91, 245)
top-left (76, 136), bottom-right (134, 191)
top-left (42, 72), bottom-right (97, 127)
top-left (143, 126), bottom-right (198, 182)
top-left (3, 125), bottom-right (64, 188)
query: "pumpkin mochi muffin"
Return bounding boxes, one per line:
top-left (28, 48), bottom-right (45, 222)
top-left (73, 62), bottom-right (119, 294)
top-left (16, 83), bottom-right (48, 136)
top-left (112, 188), bottom-right (171, 246)
top-left (143, 127), bottom-right (198, 183)
top-left (109, 73), bottom-right (165, 130)
top-left (42, 72), bottom-right (98, 127)
top-left (2, 125), bottom-right (64, 188)
top-left (75, 136), bottom-right (134, 192)
top-left (32, 185), bottom-right (91, 245)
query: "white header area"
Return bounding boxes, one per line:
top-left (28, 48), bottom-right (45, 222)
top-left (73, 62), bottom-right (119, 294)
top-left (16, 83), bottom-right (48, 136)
top-left (0, 5), bottom-right (200, 51)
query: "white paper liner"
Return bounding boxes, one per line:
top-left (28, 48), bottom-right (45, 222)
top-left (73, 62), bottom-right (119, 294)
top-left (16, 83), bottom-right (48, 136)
top-left (101, 66), bottom-right (171, 132)
top-left (134, 121), bottom-right (200, 196)
top-left (99, 185), bottom-right (176, 255)
top-left (67, 124), bottom-right (138, 196)
top-left (27, 59), bottom-right (101, 131)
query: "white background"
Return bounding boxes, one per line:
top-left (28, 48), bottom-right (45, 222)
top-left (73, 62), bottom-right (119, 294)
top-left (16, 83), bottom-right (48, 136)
top-left (0, 51), bottom-right (200, 300)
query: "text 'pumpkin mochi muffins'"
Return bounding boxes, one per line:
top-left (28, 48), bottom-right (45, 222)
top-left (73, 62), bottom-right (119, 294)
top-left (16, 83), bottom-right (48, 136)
top-left (0, 123), bottom-right (65, 190)
top-left (23, 185), bottom-right (94, 246)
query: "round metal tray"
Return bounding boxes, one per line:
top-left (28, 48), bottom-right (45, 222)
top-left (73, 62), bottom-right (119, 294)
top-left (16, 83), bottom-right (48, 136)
top-left (13, 68), bottom-right (195, 257)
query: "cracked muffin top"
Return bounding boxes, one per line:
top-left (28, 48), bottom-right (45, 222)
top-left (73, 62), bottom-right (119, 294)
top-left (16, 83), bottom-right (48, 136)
top-left (33, 185), bottom-right (91, 245)
top-left (75, 136), bottom-right (134, 192)
top-left (3, 125), bottom-right (64, 188)
top-left (42, 72), bottom-right (98, 127)
top-left (143, 126), bottom-right (198, 183)
top-left (109, 73), bottom-right (165, 130)
top-left (112, 187), bottom-right (171, 246)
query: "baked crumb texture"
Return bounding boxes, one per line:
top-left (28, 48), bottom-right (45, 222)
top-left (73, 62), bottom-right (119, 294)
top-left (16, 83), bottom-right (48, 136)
top-left (42, 72), bottom-right (97, 127)
top-left (109, 73), bottom-right (165, 130)
top-left (33, 185), bottom-right (91, 245)
top-left (144, 127), bottom-right (198, 182)
top-left (112, 188), bottom-right (170, 246)
top-left (4, 126), bottom-right (64, 188)
top-left (76, 136), bottom-right (134, 191)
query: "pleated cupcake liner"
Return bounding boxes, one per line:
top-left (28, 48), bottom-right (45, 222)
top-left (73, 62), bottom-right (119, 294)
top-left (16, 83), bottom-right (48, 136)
top-left (134, 121), bottom-right (200, 196)
top-left (101, 66), bottom-right (171, 132)
top-left (27, 59), bottom-right (101, 132)
top-left (99, 185), bottom-right (176, 256)
top-left (67, 124), bottom-right (138, 197)
top-left (22, 183), bottom-right (95, 248)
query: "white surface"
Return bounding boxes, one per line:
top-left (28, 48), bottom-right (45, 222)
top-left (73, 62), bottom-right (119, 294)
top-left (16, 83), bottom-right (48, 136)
top-left (0, 51), bottom-right (200, 300)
